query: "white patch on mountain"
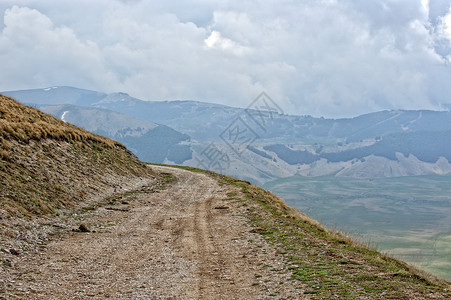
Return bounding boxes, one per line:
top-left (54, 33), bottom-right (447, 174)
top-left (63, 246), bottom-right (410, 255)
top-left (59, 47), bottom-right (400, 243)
top-left (60, 110), bottom-right (68, 122)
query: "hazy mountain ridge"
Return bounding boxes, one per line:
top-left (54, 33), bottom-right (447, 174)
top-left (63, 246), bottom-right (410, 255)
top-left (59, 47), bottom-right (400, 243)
top-left (39, 104), bottom-right (158, 137)
top-left (37, 104), bottom-right (192, 164)
top-left (91, 91), bottom-right (451, 144)
top-left (2, 86), bottom-right (107, 107)
top-left (3, 86), bottom-right (450, 183)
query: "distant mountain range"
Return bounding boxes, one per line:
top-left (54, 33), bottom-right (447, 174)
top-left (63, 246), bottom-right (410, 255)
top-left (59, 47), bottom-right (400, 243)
top-left (3, 86), bottom-right (451, 184)
top-left (37, 104), bottom-right (191, 164)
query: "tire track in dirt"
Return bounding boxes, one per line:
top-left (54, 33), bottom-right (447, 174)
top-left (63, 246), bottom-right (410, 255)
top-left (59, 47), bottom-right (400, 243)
top-left (194, 196), bottom-right (229, 298)
top-left (4, 166), bottom-right (306, 299)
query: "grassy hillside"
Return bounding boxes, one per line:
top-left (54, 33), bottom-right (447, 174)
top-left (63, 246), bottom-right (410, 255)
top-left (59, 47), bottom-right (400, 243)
top-left (0, 94), bottom-right (155, 217)
top-left (178, 166), bottom-right (451, 298)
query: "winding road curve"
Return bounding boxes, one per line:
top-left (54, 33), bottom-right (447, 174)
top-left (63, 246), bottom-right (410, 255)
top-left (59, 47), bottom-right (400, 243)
top-left (14, 166), bottom-right (303, 299)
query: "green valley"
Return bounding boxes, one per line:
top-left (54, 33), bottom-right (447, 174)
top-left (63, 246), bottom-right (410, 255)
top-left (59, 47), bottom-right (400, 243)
top-left (264, 174), bottom-right (451, 280)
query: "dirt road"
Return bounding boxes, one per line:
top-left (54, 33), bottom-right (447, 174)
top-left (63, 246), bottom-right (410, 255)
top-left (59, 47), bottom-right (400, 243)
top-left (5, 166), bottom-right (305, 299)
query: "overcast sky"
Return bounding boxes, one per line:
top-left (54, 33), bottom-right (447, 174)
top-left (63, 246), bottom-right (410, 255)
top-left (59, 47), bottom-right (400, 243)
top-left (1, 0), bottom-right (451, 117)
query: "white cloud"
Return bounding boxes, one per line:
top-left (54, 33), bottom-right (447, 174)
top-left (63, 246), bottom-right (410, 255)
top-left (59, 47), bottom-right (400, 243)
top-left (422, 0), bottom-right (430, 17)
top-left (204, 30), bottom-right (249, 56)
top-left (0, 0), bottom-right (451, 117)
top-left (443, 10), bottom-right (451, 40)
top-left (0, 6), bottom-right (114, 90)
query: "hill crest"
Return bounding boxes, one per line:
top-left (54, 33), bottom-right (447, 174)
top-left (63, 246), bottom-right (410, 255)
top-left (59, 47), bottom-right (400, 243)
top-left (0, 94), bottom-right (156, 217)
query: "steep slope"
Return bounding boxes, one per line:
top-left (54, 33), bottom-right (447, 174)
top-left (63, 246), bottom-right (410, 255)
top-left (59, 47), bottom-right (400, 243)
top-left (0, 95), bottom-right (156, 217)
top-left (0, 94), bottom-right (161, 268)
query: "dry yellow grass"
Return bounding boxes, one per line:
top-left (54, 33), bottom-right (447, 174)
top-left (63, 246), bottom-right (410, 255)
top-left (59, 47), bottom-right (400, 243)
top-left (0, 94), bottom-right (155, 217)
top-left (0, 94), bottom-right (121, 148)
